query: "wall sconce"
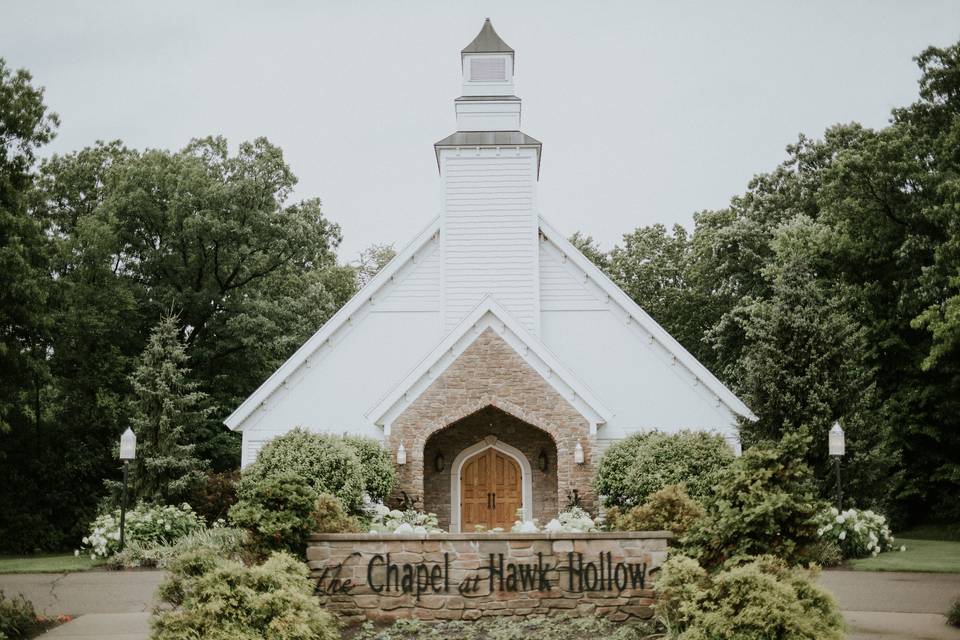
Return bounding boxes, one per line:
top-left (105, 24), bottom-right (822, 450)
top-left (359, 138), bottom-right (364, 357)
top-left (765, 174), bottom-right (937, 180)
top-left (537, 449), bottom-right (549, 472)
top-left (574, 440), bottom-right (584, 465)
top-left (396, 442), bottom-right (407, 466)
top-left (434, 452), bottom-right (445, 472)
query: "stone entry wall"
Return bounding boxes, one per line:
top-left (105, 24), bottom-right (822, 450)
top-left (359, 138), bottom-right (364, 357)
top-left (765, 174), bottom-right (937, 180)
top-left (307, 531), bottom-right (668, 624)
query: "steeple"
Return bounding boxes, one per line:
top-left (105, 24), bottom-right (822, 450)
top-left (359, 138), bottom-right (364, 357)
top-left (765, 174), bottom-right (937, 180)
top-left (435, 20), bottom-right (543, 335)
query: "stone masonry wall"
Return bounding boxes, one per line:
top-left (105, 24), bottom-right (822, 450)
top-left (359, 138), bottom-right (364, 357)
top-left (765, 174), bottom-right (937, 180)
top-left (389, 327), bottom-right (595, 516)
top-left (307, 532), bottom-right (668, 624)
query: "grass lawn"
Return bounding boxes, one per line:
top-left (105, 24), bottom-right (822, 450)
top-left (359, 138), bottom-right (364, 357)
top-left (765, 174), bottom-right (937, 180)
top-left (849, 538), bottom-right (960, 573)
top-left (0, 553), bottom-right (103, 574)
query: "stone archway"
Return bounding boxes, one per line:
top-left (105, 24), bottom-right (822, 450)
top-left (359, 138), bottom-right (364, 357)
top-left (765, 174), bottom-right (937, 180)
top-left (422, 407), bottom-right (558, 531)
top-left (388, 327), bottom-right (594, 517)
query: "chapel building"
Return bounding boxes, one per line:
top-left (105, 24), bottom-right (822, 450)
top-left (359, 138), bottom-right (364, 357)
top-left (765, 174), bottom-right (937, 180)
top-left (225, 19), bottom-right (755, 532)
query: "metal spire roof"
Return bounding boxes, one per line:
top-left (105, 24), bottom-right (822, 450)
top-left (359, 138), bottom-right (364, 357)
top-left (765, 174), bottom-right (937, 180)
top-left (461, 18), bottom-right (514, 56)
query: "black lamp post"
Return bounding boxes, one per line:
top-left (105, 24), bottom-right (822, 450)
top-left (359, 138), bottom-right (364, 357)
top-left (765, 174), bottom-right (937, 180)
top-left (119, 427), bottom-right (137, 550)
top-left (828, 422), bottom-right (845, 512)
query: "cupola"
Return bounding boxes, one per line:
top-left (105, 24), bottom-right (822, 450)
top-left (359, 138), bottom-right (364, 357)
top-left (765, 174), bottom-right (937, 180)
top-left (460, 18), bottom-right (515, 97)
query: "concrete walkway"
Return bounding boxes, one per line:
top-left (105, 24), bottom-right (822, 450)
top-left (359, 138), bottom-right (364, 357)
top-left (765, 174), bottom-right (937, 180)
top-left (38, 613), bottom-right (150, 639)
top-left (0, 570), bottom-right (164, 616)
top-left (2, 569), bottom-right (958, 639)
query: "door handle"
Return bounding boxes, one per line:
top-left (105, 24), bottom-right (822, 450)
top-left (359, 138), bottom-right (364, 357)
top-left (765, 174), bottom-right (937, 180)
top-left (487, 493), bottom-right (491, 509)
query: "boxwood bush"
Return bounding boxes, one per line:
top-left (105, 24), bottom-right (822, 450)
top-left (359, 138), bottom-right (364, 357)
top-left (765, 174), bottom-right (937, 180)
top-left (656, 554), bottom-right (843, 639)
top-left (229, 471), bottom-right (321, 556)
top-left (152, 550), bottom-right (339, 640)
top-left (243, 429), bottom-right (366, 512)
top-left (594, 430), bottom-right (734, 508)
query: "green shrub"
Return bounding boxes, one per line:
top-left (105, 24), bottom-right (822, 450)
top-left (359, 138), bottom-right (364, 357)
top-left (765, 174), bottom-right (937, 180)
top-left (594, 431), bottom-right (733, 509)
top-left (106, 526), bottom-right (247, 569)
top-left (188, 471), bottom-right (239, 525)
top-left (243, 429), bottom-right (366, 511)
top-left (79, 502), bottom-right (205, 559)
top-left (606, 484), bottom-right (704, 537)
top-left (681, 431), bottom-right (823, 569)
top-left (948, 598), bottom-right (960, 628)
top-left (229, 471), bottom-right (319, 556)
top-left (352, 614), bottom-right (659, 640)
top-left (656, 554), bottom-right (843, 640)
top-left (313, 493), bottom-right (363, 534)
top-left (344, 436), bottom-right (396, 502)
top-left (0, 591), bottom-right (44, 639)
top-left (152, 550), bottom-right (339, 640)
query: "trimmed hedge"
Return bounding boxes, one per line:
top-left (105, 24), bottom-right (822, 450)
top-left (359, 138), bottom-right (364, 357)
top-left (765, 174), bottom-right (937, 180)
top-left (594, 430), bottom-right (734, 508)
top-left (242, 429), bottom-right (366, 512)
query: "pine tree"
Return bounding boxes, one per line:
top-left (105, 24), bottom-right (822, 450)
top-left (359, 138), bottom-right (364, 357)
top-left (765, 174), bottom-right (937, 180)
top-left (125, 315), bottom-right (210, 504)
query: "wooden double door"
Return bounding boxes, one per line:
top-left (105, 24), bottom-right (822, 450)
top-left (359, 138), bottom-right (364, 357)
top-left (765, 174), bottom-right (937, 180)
top-left (460, 448), bottom-right (522, 531)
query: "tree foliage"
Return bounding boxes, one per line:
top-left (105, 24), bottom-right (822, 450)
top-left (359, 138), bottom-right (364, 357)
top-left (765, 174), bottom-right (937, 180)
top-left (0, 57), bottom-right (355, 551)
top-left (120, 315), bottom-right (210, 504)
top-left (581, 41), bottom-right (960, 524)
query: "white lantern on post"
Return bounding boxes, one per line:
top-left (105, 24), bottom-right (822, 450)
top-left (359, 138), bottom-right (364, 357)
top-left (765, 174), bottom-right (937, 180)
top-left (828, 422), bottom-right (845, 511)
top-left (118, 427), bottom-right (137, 549)
top-left (120, 428), bottom-right (137, 461)
top-left (828, 423), bottom-right (845, 457)
top-left (396, 442), bottom-right (407, 466)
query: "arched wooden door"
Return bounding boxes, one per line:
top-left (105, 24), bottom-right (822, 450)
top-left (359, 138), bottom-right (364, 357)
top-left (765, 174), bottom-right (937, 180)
top-left (460, 448), bottom-right (522, 531)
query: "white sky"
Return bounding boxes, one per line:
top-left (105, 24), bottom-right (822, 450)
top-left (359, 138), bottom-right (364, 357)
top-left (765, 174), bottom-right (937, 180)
top-left (3, 1), bottom-right (957, 260)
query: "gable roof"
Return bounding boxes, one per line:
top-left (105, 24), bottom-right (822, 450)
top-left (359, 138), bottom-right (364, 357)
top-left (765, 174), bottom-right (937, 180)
top-left (462, 18), bottom-right (514, 57)
top-left (223, 215), bottom-right (442, 431)
top-left (537, 216), bottom-right (758, 422)
top-left (366, 296), bottom-right (613, 432)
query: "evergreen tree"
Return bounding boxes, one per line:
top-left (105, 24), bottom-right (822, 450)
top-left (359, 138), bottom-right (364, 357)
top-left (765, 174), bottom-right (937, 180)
top-left (124, 315), bottom-right (210, 504)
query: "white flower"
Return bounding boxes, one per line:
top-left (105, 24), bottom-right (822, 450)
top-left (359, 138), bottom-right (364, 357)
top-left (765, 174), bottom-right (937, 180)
top-left (900, 545), bottom-right (906, 552)
top-left (393, 522), bottom-right (414, 534)
top-left (838, 530), bottom-right (846, 540)
top-left (512, 520), bottom-right (539, 533)
top-left (544, 519), bottom-right (562, 532)
top-left (74, 550), bottom-right (79, 557)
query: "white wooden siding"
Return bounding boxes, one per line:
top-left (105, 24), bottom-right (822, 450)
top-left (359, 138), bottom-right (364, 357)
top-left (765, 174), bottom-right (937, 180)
top-left (441, 148), bottom-right (539, 333)
top-left (539, 237), bottom-right (608, 311)
top-left (377, 236), bottom-right (441, 312)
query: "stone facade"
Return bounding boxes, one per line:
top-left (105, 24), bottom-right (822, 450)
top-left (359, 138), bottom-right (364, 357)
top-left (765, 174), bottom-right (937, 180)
top-left (388, 327), bottom-right (595, 522)
top-left (423, 406), bottom-right (558, 529)
top-left (307, 532), bottom-right (668, 624)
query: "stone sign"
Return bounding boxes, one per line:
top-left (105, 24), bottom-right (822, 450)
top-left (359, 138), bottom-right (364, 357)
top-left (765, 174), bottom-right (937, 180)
top-left (306, 531), bottom-right (669, 623)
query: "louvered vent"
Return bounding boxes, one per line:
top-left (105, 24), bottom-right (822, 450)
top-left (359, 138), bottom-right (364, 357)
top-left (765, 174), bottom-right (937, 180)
top-left (470, 57), bottom-right (506, 82)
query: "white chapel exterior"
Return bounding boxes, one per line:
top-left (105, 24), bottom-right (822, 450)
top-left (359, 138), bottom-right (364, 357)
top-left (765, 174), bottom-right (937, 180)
top-left (225, 19), bottom-right (755, 532)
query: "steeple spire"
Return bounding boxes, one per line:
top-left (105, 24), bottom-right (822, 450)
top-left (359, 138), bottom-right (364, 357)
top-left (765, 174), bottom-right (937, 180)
top-left (462, 18), bottom-right (514, 57)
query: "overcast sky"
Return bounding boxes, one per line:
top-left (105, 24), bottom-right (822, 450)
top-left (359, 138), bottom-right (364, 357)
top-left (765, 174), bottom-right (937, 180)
top-left (3, 1), bottom-right (958, 260)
